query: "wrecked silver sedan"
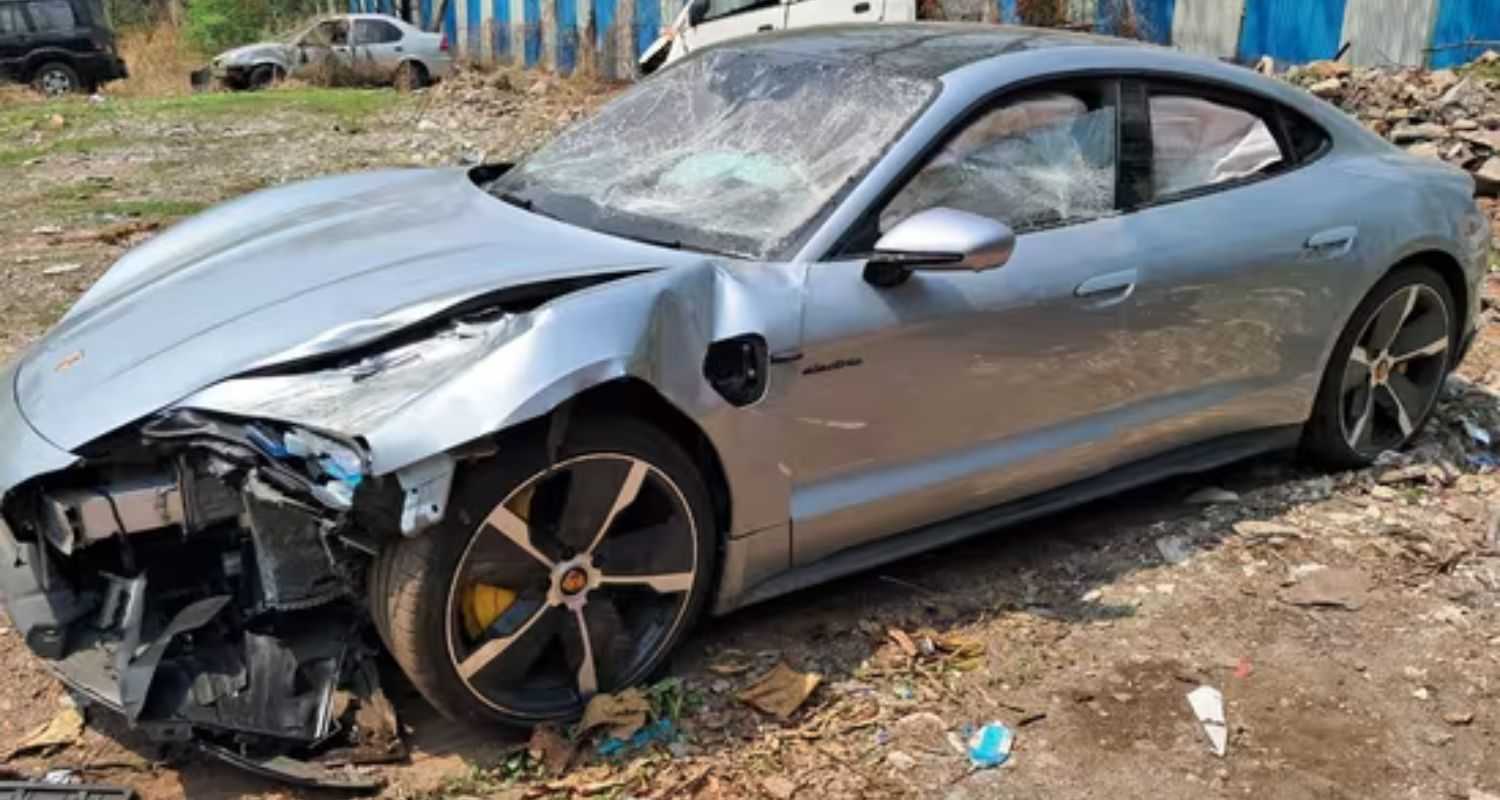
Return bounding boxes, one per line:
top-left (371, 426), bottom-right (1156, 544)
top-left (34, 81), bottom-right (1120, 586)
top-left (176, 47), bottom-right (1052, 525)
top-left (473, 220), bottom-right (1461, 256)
top-left (0, 23), bottom-right (1490, 784)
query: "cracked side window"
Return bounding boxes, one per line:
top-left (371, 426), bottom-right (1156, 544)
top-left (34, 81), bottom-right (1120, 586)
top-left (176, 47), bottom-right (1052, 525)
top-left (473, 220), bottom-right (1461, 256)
top-left (880, 90), bottom-right (1118, 235)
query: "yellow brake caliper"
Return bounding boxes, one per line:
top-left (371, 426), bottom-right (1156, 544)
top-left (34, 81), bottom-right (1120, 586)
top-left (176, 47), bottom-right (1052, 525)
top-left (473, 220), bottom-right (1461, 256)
top-left (463, 583), bottom-right (518, 639)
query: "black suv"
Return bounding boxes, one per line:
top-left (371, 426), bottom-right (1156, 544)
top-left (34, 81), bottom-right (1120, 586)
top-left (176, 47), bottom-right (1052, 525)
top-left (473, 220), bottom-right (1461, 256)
top-left (0, 0), bottom-right (126, 94)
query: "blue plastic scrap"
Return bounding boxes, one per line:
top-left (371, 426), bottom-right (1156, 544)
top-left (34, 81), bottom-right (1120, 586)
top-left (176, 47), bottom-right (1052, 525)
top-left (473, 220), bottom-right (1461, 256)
top-left (967, 722), bottom-right (1014, 769)
top-left (596, 718), bottom-right (676, 758)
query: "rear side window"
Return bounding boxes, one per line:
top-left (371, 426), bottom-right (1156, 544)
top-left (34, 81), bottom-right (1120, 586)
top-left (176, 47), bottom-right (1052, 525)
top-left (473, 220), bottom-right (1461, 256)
top-left (355, 19), bottom-right (402, 44)
top-left (1148, 94), bottom-right (1284, 198)
top-left (25, 0), bottom-right (74, 31)
top-left (0, 4), bottom-right (29, 34)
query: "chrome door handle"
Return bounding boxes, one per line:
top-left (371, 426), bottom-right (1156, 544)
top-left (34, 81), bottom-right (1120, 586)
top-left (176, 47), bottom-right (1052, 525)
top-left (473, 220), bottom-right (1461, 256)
top-left (1304, 226), bottom-right (1357, 259)
top-left (757, 24), bottom-right (774, 31)
top-left (853, 2), bottom-right (871, 11)
top-left (1074, 268), bottom-right (1138, 299)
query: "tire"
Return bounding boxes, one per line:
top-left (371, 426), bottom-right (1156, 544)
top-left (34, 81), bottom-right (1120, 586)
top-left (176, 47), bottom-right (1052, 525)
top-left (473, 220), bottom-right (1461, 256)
top-left (371, 415), bottom-right (717, 727)
top-left (32, 62), bottom-right (80, 97)
top-left (1303, 265), bottom-right (1457, 468)
top-left (393, 61), bottom-right (428, 93)
top-left (247, 64), bottom-right (283, 91)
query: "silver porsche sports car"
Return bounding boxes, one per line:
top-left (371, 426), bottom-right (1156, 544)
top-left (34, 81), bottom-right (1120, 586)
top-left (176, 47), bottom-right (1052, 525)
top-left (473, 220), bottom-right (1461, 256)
top-left (0, 23), bottom-right (1488, 774)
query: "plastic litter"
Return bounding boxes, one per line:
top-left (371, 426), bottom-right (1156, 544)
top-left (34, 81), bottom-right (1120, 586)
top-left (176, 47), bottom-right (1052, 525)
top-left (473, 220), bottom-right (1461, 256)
top-left (1460, 416), bottom-right (1493, 447)
top-left (966, 722), bottom-right (1014, 769)
top-left (1186, 686), bottom-right (1228, 757)
top-left (596, 718), bottom-right (675, 758)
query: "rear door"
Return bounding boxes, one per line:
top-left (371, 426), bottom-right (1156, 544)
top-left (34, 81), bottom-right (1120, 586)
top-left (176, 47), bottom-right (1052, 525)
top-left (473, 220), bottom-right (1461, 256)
top-left (1115, 77), bottom-right (1347, 448)
top-left (352, 17), bottom-right (406, 81)
top-left (680, 0), bottom-right (786, 53)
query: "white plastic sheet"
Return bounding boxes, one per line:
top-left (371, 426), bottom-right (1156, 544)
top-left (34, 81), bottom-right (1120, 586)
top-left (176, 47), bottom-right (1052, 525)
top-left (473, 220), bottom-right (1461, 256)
top-left (1149, 95), bottom-right (1284, 197)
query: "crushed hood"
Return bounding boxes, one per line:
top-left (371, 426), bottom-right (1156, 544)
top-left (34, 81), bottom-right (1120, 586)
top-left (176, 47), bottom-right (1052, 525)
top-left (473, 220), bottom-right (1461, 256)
top-left (15, 167), bottom-right (696, 451)
top-left (215, 42), bottom-right (294, 67)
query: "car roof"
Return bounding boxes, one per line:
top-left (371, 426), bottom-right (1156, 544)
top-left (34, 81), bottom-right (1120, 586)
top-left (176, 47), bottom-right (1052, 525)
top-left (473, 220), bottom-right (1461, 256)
top-left (725, 22), bottom-right (1146, 80)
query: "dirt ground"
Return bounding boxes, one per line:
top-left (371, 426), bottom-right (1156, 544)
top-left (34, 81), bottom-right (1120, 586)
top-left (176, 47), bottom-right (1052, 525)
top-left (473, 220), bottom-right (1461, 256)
top-left (1, 71), bottom-right (1498, 800)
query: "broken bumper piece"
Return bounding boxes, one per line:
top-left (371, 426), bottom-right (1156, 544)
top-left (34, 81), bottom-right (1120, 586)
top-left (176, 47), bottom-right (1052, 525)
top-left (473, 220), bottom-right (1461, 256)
top-left (0, 411), bottom-right (407, 790)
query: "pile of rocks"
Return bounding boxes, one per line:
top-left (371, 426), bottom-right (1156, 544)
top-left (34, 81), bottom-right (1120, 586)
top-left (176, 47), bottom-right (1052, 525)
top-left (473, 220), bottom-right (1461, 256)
top-left (1284, 52), bottom-right (1500, 201)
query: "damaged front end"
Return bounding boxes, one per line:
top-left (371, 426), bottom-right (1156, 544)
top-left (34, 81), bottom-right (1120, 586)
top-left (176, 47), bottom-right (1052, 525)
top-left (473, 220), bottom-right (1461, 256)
top-left (0, 412), bottom-right (404, 789)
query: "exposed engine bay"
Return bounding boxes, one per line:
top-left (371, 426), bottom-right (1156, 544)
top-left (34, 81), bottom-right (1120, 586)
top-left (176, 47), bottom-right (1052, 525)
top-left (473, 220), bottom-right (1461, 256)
top-left (0, 411), bottom-right (411, 789)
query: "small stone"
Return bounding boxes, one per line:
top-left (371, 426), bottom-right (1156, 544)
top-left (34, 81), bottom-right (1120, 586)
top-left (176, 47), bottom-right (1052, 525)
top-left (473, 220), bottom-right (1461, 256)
top-left (48, 113), bottom-right (65, 129)
top-left (1413, 687), bottom-right (1431, 701)
top-left (1233, 520), bottom-right (1303, 538)
top-left (1186, 487), bottom-right (1240, 505)
top-left (1308, 78), bottom-right (1343, 98)
top-left (1405, 142), bottom-right (1442, 160)
top-left (1474, 157), bottom-right (1500, 197)
top-left (1082, 588), bottom-right (1103, 603)
top-left (42, 263), bottom-right (83, 276)
top-left (1423, 729), bottom-right (1456, 747)
top-left (761, 776), bottom-right (797, 800)
top-left (886, 750), bottom-right (916, 770)
top-left (1443, 710), bottom-right (1475, 726)
top-left (1155, 535), bottom-right (1196, 565)
top-left (1391, 122), bottom-right (1449, 143)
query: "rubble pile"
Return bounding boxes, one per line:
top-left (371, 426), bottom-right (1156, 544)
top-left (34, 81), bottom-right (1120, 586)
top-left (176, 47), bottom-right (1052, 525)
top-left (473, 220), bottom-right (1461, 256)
top-left (1284, 51), bottom-right (1500, 241)
top-left (413, 64), bottom-right (617, 164)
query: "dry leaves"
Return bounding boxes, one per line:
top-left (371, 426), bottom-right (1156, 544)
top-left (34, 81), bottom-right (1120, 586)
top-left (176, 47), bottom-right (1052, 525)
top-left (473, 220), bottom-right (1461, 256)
top-left (737, 662), bottom-right (822, 719)
top-left (578, 689), bottom-right (651, 739)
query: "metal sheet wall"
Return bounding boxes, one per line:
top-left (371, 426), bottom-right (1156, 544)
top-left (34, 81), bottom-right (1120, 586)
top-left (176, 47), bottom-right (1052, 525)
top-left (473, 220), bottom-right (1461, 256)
top-left (1171, 0), bottom-right (1244, 57)
top-left (1430, 0), bottom-right (1500, 67)
top-left (1342, 0), bottom-right (1438, 66)
top-left (354, 0), bottom-right (1494, 73)
top-left (1239, 0), bottom-right (1347, 62)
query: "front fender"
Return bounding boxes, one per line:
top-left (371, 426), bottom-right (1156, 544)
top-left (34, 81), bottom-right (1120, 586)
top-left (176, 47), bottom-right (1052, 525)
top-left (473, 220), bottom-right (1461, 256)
top-left (180, 259), bottom-right (807, 538)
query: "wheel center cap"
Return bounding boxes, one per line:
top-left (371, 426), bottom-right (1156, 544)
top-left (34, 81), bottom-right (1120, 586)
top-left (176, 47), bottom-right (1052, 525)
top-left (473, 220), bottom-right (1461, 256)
top-left (1373, 358), bottom-right (1392, 384)
top-left (560, 567), bottom-right (589, 596)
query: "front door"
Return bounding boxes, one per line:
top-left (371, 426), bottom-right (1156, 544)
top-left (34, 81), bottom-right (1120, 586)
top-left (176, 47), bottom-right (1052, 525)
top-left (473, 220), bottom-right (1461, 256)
top-left (784, 79), bottom-right (1148, 565)
top-left (681, 0), bottom-right (786, 53)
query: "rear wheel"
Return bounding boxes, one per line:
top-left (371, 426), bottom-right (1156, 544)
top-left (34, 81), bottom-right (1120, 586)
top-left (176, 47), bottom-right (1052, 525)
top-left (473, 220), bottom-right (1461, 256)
top-left (32, 62), bottom-right (80, 96)
top-left (394, 61), bottom-right (428, 92)
top-left (1304, 265), bottom-right (1455, 467)
top-left (372, 416), bottom-right (716, 726)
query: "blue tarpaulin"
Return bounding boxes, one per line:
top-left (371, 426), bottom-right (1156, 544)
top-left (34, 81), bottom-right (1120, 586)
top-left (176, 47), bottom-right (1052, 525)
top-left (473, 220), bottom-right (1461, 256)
top-left (1429, 0), bottom-right (1500, 67)
top-left (1239, 0), bottom-right (1349, 63)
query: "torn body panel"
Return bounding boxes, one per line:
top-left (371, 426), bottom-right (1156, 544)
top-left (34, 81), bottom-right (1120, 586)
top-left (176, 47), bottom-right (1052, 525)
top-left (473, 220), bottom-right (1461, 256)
top-left (180, 258), bottom-right (809, 541)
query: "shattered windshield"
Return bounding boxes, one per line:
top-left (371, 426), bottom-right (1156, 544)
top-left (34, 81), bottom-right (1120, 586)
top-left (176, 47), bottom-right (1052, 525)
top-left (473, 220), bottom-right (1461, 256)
top-left (488, 48), bottom-right (937, 260)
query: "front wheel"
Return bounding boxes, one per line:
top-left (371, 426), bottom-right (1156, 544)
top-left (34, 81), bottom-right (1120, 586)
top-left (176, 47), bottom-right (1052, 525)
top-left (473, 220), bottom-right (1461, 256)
top-left (1303, 265), bottom-right (1456, 467)
top-left (246, 64), bottom-right (284, 91)
top-left (372, 416), bottom-right (716, 727)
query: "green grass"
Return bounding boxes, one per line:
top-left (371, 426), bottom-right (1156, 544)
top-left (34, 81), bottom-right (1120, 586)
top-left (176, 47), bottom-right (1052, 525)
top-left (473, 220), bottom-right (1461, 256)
top-left (0, 87), bottom-right (404, 168)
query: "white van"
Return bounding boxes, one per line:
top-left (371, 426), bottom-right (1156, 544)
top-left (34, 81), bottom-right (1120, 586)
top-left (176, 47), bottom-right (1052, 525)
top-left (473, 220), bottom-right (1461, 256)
top-left (638, 0), bottom-right (918, 74)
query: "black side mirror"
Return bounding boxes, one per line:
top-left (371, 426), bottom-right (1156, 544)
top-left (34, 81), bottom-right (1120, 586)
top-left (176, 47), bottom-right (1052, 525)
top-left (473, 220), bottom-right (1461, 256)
top-left (687, 0), bottom-right (709, 26)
